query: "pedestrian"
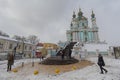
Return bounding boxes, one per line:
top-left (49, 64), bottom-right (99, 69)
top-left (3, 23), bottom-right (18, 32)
top-left (7, 53), bottom-right (14, 72)
top-left (69, 48), bottom-right (72, 59)
top-left (41, 56), bottom-right (44, 60)
top-left (60, 50), bottom-right (64, 60)
top-left (97, 53), bottom-right (108, 74)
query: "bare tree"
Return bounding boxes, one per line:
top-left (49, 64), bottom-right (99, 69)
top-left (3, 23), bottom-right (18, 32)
top-left (12, 35), bottom-right (21, 40)
top-left (27, 35), bottom-right (39, 44)
top-left (12, 35), bottom-right (39, 44)
top-left (0, 30), bottom-right (9, 37)
top-left (0, 30), bottom-right (2, 35)
top-left (21, 36), bottom-right (28, 42)
top-left (2, 33), bottom-right (9, 37)
top-left (12, 35), bottom-right (28, 42)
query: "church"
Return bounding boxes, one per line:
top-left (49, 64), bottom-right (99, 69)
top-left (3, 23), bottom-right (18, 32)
top-left (66, 9), bottom-right (99, 43)
top-left (65, 8), bottom-right (110, 55)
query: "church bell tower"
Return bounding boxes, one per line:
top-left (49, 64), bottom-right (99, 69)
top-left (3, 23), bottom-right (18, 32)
top-left (66, 9), bottom-right (100, 43)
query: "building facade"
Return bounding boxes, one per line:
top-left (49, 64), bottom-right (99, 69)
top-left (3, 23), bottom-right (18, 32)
top-left (66, 9), bottom-right (99, 43)
top-left (0, 36), bottom-right (35, 59)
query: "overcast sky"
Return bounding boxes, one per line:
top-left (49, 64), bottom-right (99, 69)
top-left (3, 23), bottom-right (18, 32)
top-left (0, 0), bottom-right (120, 45)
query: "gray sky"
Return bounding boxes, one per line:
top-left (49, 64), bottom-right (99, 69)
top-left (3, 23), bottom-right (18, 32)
top-left (0, 0), bottom-right (120, 45)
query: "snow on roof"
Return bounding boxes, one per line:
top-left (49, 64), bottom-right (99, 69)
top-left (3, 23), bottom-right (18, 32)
top-left (0, 36), bottom-right (17, 42)
top-left (84, 43), bottom-right (109, 51)
top-left (0, 36), bottom-right (33, 45)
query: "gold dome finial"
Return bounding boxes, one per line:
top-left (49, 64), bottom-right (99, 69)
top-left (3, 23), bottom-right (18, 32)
top-left (73, 11), bottom-right (76, 18)
top-left (79, 8), bottom-right (81, 12)
top-left (92, 10), bottom-right (94, 14)
top-left (78, 8), bottom-right (83, 17)
top-left (91, 10), bottom-right (95, 18)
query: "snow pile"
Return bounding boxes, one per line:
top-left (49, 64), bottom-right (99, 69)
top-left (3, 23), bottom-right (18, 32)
top-left (84, 43), bottom-right (109, 51)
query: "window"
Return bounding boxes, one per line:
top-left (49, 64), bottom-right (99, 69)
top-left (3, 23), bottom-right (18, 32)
top-left (18, 45), bottom-right (21, 49)
top-left (85, 37), bottom-right (87, 42)
top-left (25, 45), bottom-right (27, 50)
top-left (85, 31), bottom-right (87, 35)
top-left (9, 44), bottom-right (13, 49)
top-left (82, 23), bottom-right (84, 26)
top-left (0, 43), bottom-right (3, 49)
top-left (29, 46), bottom-right (32, 50)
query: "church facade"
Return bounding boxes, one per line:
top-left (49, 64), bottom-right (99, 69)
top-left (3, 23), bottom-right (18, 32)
top-left (58, 8), bottom-right (109, 55)
top-left (66, 9), bottom-right (99, 43)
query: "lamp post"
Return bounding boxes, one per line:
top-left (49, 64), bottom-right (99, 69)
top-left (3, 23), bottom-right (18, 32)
top-left (113, 47), bottom-right (117, 59)
top-left (13, 43), bottom-right (18, 59)
top-left (32, 49), bottom-right (35, 67)
top-left (22, 38), bottom-right (25, 58)
top-left (21, 38), bottom-right (25, 67)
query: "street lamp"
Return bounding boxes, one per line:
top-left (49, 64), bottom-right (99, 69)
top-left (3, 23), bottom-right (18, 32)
top-left (22, 38), bottom-right (25, 58)
top-left (13, 43), bottom-right (18, 59)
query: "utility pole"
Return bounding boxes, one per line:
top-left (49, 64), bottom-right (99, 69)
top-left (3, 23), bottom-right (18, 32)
top-left (22, 38), bottom-right (25, 57)
top-left (13, 43), bottom-right (18, 60)
top-left (113, 47), bottom-right (117, 59)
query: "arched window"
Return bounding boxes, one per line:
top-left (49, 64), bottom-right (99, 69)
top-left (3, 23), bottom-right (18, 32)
top-left (9, 44), bottom-right (13, 49)
top-left (82, 23), bottom-right (84, 26)
top-left (0, 42), bottom-right (3, 49)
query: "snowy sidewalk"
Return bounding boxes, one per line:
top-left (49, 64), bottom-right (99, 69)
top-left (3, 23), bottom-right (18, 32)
top-left (0, 56), bottom-right (120, 80)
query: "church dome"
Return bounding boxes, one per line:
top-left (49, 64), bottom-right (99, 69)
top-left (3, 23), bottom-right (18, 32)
top-left (72, 11), bottom-right (76, 18)
top-left (91, 10), bottom-right (95, 18)
top-left (78, 8), bottom-right (83, 17)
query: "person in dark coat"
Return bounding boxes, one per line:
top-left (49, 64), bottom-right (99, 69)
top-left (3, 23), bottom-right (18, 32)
top-left (60, 50), bottom-right (64, 60)
top-left (7, 53), bottom-right (14, 72)
top-left (97, 54), bottom-right (108, 74)
top-left (69, 48), bottom-right (72, 59)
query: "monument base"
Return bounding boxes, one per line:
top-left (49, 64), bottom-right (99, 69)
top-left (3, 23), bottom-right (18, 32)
top-left (40, 56), bottom-right (79, 65)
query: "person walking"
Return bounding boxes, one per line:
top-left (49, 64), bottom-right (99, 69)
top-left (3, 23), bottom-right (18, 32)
top-left (7, 53), bottom-right (14, 72)
top-left (97, 54), bottom-right (108, 74)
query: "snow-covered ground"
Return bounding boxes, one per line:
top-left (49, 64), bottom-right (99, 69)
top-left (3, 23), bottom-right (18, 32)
top-left (0, 56), bottom-right (120, 80)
